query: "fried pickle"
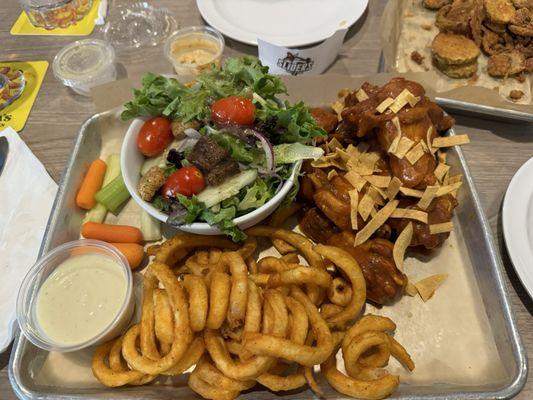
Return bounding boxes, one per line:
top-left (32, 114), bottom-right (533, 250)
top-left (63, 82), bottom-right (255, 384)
top-left (432, 33), bottom-right (481, 64)
top-left (484, 0), bottom-right (516, 24)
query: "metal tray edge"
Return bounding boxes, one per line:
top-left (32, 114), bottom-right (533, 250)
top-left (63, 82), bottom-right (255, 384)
top-left (8, 111), bottom-right (107, 400)
top-left (452, 144), bottom-right (528, 399)
top-left (377, 52), bottom-right (533, 124)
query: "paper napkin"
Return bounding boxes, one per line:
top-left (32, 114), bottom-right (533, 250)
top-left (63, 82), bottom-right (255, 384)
top-left (0, 127), bottom-right (57, 352)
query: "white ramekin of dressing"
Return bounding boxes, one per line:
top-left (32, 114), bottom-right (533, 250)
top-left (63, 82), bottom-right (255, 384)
top-left (17, 239), bottom-right (134, 352)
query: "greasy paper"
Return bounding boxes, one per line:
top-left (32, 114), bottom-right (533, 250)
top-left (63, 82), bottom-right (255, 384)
top-left (380, 0), bottom-right (533, 112)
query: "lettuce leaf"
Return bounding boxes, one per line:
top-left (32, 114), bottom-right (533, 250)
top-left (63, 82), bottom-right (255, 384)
top-left (273, 143), bottom-right (324, 164)
top-left (170, 194), bottom-right (246, 242)
top-left (198, 56), bottom-right (287, 100)
top-left (207, 130), bottom-right (262, 164)
top-left (238, 178), bottom-right (275, 211)
top-left (201, 206), bottom-right (246, 242)
top-left (253, 93), bottom-right (326, 143)
top-left (122, 57), bottom-right (287, 122)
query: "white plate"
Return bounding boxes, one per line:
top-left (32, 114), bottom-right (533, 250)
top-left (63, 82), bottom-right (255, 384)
top-left (502, 157), bottom-right (533, 300)
top-left (196, 0), bottom-right (369, 46)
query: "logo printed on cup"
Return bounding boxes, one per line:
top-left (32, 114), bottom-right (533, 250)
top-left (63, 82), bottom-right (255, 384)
top-left (277, 52), bottom-right (314, 76)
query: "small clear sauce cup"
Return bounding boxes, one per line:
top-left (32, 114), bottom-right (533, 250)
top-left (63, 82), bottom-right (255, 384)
top-left (164, 26), bottom-right (225, 76)
top-left (16, 239), bottom-right (134, 352)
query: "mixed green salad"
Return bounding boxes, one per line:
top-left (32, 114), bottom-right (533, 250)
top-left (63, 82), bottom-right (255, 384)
top-left (122, 57), bottom-right (325, 241)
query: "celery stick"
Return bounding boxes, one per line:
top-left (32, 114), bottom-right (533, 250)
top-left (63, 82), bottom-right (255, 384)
top-left (82, 154), bottom-right (121, 223)
top-left (103, 154), bottom-right (121, 185)
top-left (95, 174), bottom-right (130, 214)
top-left (82, 203), bottom-right (108, 224)
top-left (141, 210), bottom-right (162, 241)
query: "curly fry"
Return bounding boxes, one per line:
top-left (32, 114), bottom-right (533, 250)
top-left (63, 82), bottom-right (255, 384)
top-left (122, 262), bottom-right (193, 375)
top-left (206, 272), bottom-right (231, 330)
top-left (321, 350), bottom-right (400, 400)
top-left (188, 367), bottom-right (240, 400)
top-left (162, 336), bottom-right (205, 376)
top-left (204, 329), bottom-right (275, 380)
top-left (182, 275), bottom-right (208, 332)
top-left (195, 356), bottom-right (256, 391)
top-left (327, 277), bottom-right (353, 307)
top-left (92, 340), bottom-right (148, 387)
top-left (155, 234), bottom-right (239, 265)
top-left (343, 331), bottom-right (391, 376)
top-left (242, 287), bottom-right (333, 367)
top-left (314, 245), bottom-right (366, 328)
top-left (246, 226), bottom-right (324, 269)
top-left (153, 288), bottom-right (173, 345)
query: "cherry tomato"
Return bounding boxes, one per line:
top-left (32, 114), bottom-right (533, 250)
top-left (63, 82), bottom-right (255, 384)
top-left (162, 166), bottom-right (205, 198)
top-left (211, 96), bottom-right (256, 125)
top-left (137, 117), bottom-right (173, 157)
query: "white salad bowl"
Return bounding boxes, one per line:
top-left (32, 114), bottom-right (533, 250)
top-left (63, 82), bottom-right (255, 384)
top-left (121, 117), bottom-right (302, 235)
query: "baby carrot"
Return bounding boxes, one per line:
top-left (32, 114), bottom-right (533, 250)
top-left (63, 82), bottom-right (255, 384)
top-left (76, 159), bottom-right (107, 210)
top-left (81, 222), bottom-right (143, 243)
top-left (110, 243), bottom-right (145, 269)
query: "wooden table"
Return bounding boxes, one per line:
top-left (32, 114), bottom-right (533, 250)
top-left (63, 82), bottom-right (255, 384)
top-left (1, 0), bottom-right (532, 398)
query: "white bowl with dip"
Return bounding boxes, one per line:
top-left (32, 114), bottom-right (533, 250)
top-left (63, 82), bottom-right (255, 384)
top-left (17, 240), bottom-right (134, 352)
top-left (164, 26), bottom-right (225, 76)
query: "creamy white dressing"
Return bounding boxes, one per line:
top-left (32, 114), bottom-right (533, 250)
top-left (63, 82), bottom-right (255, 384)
top-left (35, 254), bottom-right (127, 346)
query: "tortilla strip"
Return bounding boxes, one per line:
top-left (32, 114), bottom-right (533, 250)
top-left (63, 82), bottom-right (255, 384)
top-left (436, 182), bottom-right (462, 197)
top-left (399, 187), bottom-right (424, 198)
top-left (364, 175), bottom-right (392, 188)
top-left (331, 101), bottom-right (344, 121)
top-left (404, 142), bottom-right (426, 165)
top-left (354, 200), bottom-right (399, 246)
top-left (335, 147), bottom-right (350, 162)
top-left (327, 170), bottom-right (338, 180)
top-left (429, 222), bottom-right (454, 234)
top-left (434, 163), bottom-right (450, 182)
top-left (390, 209), bottom-right (428, 223)
top-left (392, 136), bottom-right (415, 159)
top-left (433, 134), bottom-right (470, 148)
top-left (448, 174), bottom-right (462, 184)
top-left (414, 274), bottom-right (448, 302)
top-left (344, 170), bottom-right (367, 191)
top-left (417, 186), bottom-right (440, 210)
top-left (389, 89), bottom-right (419, 114)
top-left (355, 89), bottom-right (369, 102)
top-left (376, 97), bottom-right (395, 113)
top-left (386, 177), bottom-right (403, 200)
top-left (393, 222), bottom-right (413, 271)
top-left (327, 138), bottom-right (343, 152)
top-left (367, 186), bottom-right (385, 206)
top-left (427, 126), bottom-right (437, 154)
top-left (349, 190), bottom-right (359, 230)
top-left (358, 193), bottom-right (375, 222)
top-left (405, 282), bottom-right (418, 297)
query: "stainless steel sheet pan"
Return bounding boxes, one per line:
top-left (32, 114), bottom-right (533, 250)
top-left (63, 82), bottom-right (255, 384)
top-left (8, 100), bottom-right (527, 399)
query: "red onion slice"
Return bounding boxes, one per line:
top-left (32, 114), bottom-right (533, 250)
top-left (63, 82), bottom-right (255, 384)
top-left (245, 128), bottom-right (274, 172)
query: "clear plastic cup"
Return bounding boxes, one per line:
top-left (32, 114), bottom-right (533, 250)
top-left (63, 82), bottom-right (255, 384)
top-left (19, 0), bottom-right (93, 30)
top-left (17, 240), bottom-right (134, 352)
top-left (164, 26), bottom-right (225, 76)
top-left (52, 39), bottom-right (116, 96)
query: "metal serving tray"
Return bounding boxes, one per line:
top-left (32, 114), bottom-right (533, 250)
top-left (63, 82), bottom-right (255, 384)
top-left (378, 54), bottom-right (533, 123)
top-left (9, 107), bottom-right (527, 399)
